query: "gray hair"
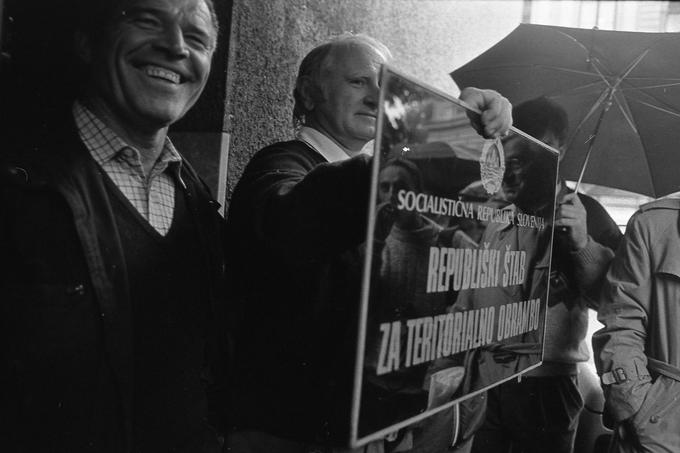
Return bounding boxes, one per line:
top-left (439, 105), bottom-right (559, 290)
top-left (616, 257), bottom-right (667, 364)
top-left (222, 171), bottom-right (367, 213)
top-left (292, 33), bottom-right (392, 128)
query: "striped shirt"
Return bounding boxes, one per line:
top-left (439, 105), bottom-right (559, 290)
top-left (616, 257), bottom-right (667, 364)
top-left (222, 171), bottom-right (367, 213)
top-left (73, 101), bottom-right (182, 236)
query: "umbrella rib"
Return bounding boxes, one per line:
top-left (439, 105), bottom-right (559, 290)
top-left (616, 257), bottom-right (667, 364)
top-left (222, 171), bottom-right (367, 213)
top-left (458, 64), bottom-right (602, 78)
top-left (575, 93), bottom-right (615, 192)
top-left (554, 29), bottom-right (670, 97)
top-left (587, 58), bottom-right (614, 88)
top-left (621, 76), bottom-right (680, 82)
top-left (630, 98), bottom-right (680, 119)
top-left (614, 50), bottom-right (650, 88)
top-left (620, 81), bottom-right (680, 90)
top-left (616, 86), bottom-right (680, 195)
top-left (612, 35), bottom-right (680, 94)
top-left (549, 28), bottom-right (616, 84)
top-left (464, 63), bottom-right (615, 100)
top-left (591, 47), bottom-right (677, 136)
top-left (565, 87), bottom-right (611, 153)
top-left (551, 28), bottom-right (594, 54)
top-left (550, 81), bottom-right (607, 97)
top-left (612, 93), bottom-right (659, 196)
top-left (612, 90), bottom-right (640, 134)
top-left (600, 50), bottom-right (651, 136)
top-left (531, 66), bottom-right (604, 78)
top-left (574, 49), bottom-right (652, 188)
top-left (623, 80), bottom-right (680, 118)
top-left (518, 64), bottom-right (614, 92)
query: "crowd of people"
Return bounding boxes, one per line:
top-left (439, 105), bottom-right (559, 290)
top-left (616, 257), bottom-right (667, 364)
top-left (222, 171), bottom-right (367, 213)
top-left (1, 0), bottom-right (678, 452)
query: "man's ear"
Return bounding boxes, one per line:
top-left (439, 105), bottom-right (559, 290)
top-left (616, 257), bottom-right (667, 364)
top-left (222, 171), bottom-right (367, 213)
top-left (298, 75), bottom-right (324, 111)
top-left (74, 30), bottom-right (93, 64)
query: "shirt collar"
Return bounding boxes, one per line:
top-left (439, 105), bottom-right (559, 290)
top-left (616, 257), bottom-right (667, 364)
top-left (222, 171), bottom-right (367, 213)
top-left (296, 126), bottom-right (373, 163)
top-left (72, 100), bottom-right (182, 175)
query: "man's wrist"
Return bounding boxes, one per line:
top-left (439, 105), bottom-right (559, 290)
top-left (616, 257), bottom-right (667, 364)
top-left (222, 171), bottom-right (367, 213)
top-left (570, 235), bottom-right (594, 258)
top-left (571, 235), bottom-right (588, 251)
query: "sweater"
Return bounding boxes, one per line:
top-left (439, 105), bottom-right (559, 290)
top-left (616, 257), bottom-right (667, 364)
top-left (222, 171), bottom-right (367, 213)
top-left (527, 185), bottom-right (622, 376)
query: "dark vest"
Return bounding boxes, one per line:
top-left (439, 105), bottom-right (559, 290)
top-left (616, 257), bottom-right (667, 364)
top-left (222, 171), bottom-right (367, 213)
top-left (106, 175), bottom-right (212, 452)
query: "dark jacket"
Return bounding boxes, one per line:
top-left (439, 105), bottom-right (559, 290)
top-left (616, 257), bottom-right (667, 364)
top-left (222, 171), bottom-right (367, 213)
top-left (0, 115), bottom-right (228, 452)
top-left (226, 140), bottom-right (373, 445)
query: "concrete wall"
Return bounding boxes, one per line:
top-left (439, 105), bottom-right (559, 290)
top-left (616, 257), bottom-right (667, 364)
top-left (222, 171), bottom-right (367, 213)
top-left (223, 0), bottom-right (524, 203)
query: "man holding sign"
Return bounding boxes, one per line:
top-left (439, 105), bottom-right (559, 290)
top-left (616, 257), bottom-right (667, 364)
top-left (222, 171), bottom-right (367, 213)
top-left (225, 33), bottom-right (511, 453)
top-left (464, 98), bottom-right (621, 453)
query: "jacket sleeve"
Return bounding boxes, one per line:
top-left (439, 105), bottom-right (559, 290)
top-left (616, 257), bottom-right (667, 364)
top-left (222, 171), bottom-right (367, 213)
top-left (571, 236), bottom-right (615, 309)
top-left (592, 211), bottom-right (653, 424)
top-left (580, 192), bottom-right (623, 252)
top-left (230, 146), bottom-right (373, 259)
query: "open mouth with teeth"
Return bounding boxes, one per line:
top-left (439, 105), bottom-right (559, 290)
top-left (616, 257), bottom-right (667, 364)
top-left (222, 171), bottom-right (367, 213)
top-left (143, 65), bottom-right (183, 84)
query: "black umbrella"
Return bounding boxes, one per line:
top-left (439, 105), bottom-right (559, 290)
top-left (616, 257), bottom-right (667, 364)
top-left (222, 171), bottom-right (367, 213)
top-left (452, 23), bottom-right (680, 197)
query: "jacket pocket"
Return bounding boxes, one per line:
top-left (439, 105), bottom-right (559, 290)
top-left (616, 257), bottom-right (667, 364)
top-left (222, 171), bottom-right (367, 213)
top-left (629, 375), bottom-right (679, 433)
top-left (627, 374), bottom-right (680, 449)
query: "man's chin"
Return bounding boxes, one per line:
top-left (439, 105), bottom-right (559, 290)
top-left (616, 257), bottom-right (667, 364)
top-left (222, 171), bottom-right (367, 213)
top-left (355, 122), bottom-right (376, 137)
top-left (135, 104), bottom-right (186, 128)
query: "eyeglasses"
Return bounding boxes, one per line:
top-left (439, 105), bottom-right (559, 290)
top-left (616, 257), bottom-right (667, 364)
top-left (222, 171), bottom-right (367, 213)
top-left (504, 157), bottom-right (527, 172)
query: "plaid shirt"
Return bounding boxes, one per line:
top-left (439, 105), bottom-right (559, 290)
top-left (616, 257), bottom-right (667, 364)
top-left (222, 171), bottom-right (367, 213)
top-left (73, 101), bottom-right (182, 236)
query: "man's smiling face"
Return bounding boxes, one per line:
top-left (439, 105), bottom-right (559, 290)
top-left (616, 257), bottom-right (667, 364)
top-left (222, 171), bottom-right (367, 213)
top-left (88, 0), bottom-right (216, 130)
top-left (310, 43), bottom-right (386, 153)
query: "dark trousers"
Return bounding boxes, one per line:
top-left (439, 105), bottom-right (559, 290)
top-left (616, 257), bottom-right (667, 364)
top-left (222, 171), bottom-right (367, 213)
top-left (471, 375), bottom-right (583, 453)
